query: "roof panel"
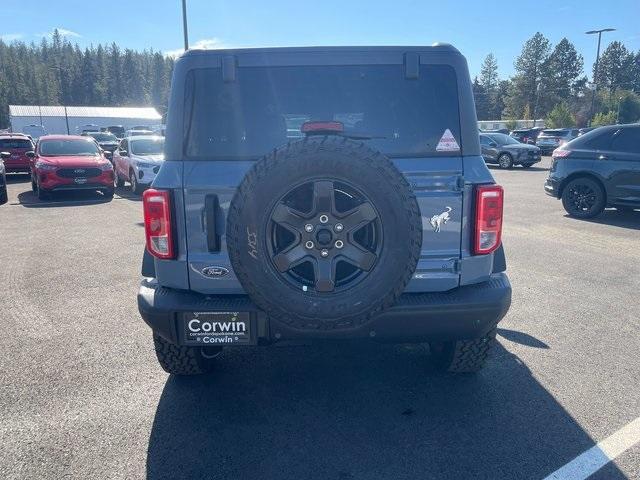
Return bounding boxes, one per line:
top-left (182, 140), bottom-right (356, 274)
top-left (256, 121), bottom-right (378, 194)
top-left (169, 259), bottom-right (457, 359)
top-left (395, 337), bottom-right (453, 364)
top-left (9, 105), bottom-right (162, 120)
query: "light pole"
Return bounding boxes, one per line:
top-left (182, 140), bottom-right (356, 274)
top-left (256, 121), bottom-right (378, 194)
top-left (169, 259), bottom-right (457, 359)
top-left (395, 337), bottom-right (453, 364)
top-left (182, 0), bottom-right (189, 50)
top-left (586, 28), bottom-right (615, 126)
top-left (48, 65), bottom-right (70, 134)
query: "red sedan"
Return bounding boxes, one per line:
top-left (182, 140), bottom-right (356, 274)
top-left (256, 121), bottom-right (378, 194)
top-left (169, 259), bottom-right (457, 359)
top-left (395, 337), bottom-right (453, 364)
top-left (0, 133), bottom-right (34, 173)
top-left (30, 135), bottom-right (115, 200)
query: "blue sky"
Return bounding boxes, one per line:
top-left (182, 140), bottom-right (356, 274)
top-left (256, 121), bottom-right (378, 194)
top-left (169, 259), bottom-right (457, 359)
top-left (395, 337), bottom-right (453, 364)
top-left (1, 0), bottom-right (638, 79)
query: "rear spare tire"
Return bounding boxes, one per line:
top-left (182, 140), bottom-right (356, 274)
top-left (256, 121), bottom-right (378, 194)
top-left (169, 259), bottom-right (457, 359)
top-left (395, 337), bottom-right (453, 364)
top-left (226, 136), bottom-right (422, 331)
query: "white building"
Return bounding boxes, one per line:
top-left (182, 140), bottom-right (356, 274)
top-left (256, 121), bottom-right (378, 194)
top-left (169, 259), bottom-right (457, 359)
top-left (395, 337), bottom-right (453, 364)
top-left (478, 119), bottom-right (545, 131)
top-left (9, 105), bottom-right (163, 136)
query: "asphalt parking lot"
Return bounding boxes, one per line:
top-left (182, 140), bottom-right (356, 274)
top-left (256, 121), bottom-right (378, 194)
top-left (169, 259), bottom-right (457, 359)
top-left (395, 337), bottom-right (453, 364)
top-left (0, 157), bottom-right (638, 480)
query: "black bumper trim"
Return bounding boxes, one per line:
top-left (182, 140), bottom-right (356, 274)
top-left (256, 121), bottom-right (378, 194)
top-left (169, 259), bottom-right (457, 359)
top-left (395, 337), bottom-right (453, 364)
top-left (138, 273), bottom-right (511, 344)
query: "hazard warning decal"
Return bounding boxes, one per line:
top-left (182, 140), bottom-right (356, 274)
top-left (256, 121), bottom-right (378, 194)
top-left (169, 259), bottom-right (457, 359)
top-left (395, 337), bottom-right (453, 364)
top-left (435, 129), bottom-right (460, 152)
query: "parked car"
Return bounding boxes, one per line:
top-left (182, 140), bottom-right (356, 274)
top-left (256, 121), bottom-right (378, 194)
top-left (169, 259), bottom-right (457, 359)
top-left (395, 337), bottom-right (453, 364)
top-left (137, 45), bottom-right (511, 376)
top-left (544, 124), bottom-right (640, 218)
top-left (480, 133), bottom-right (541, 168)
top-left (0, 133), bottom-right (35, 173)
top-left (103, 125), bottom-right (126, 139)
top-left (113, 135), bottom-right (164, 194)
top-left (81, 131), bottom-right (120, 157)
top-left (536, 128), bottom-right (579, 154)
top-left (578, 127), bottom-right (597, 136)
top-left (481, 128), bottom-right (510, 135)
top-left (510, 127), bottom-right (543, 144)
top-left (22, 124), bottom-right (47, 140)
top-left (0, 155), bottom-right (7, 205)
top-left (29, 135), bottom-right (114, 200)
top-left (125, 129), bottom-right (154, 138)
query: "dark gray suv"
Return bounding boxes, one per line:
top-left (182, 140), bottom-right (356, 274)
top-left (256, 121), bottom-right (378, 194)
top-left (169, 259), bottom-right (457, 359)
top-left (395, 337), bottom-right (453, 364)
top-left (138, 45), bottom-right (512, 375)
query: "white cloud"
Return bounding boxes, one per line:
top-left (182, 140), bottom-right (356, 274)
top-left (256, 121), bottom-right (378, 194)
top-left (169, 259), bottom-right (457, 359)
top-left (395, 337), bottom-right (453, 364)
top-left (0, 33), bottom-right (24, 42)
top-left (38, 28), bottom-right (82, 39)
top-left (165, 38), bottom-right (230, 58)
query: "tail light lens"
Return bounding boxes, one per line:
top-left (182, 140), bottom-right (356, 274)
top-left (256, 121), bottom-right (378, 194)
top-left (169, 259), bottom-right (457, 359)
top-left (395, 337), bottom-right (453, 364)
top-left (474, 185), bottom-right (504, 255)
top-left (143, 189), bottom-right (175, 259)
top-left (552, 148), bottom-right (571, 158)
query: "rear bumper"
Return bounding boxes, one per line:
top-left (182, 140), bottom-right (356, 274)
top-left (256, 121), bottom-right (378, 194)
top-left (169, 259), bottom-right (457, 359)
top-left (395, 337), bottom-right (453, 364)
top-left (138, 273), bottom-right (512, 345)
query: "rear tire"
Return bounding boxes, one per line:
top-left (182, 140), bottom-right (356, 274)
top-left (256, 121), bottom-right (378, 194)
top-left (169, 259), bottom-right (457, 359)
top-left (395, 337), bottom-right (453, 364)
top-left (430, 328), bottom-right (496, 373)
top-left (37, 182), bottom-right (50, 201)
top-left (114, 170), bottom-right (124, 188)
top-left (498, 153), bottom-right (513, 169)
top-left (561, 177), bottom-right (605, 219)
top-left (130, 169), bottom-right (143, 194)
top-left (153, 334), bottom-right (221, 375)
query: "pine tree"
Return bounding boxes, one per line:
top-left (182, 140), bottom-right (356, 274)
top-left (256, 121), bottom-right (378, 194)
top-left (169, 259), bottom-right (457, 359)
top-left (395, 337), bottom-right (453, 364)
top-left (595, 41), bottom-right (636, 91)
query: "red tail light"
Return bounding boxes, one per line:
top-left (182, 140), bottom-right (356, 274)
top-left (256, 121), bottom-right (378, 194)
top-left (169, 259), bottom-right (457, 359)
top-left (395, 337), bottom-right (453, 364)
top-left (143, 189), bottom-right (175, 259)
top-left (474, 185), bottom-right (504, 255)
top-left (552, 148), bottom-right (571, 158)
top-left (301, 121), bottom-right (344, 134)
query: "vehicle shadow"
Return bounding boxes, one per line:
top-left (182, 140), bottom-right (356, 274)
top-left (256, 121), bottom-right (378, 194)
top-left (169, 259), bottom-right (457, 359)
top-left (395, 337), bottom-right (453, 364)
top-left (5, 173), bottom-right (31, 184)
top-left (564, 209), bottom-right (639, 231)
top-left (114, 186), bottom-right (142, 202)
top-left (487, 165), bottom-right (548, 172)
top-left (16, 189), bottom-right (112, 208)
top-left (146, 341), bottom-right (625, 480)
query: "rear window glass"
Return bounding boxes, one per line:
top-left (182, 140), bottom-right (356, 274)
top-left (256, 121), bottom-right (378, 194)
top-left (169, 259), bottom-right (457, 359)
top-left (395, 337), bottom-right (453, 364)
top-left (0, 138), bottom-right (33, 149)
top-left (184, 64), bottom-right (461, 159)
top-left (130, 138), bottom-right (164, 155)
top-left (541, 129), bottom-right (569, 136)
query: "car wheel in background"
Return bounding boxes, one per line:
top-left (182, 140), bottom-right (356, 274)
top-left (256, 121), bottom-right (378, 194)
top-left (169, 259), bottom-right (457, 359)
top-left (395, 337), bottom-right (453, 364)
top-left (31, 175), bottom-right (37, 193)
top-left (615, 206), bottom-right (636, 213)
top-left (498, 153), bottom-right (513, 169)
top-left (36, 181), bottom-right (50, 201)
top-left (153, 333), bottom-right (220, 375)
top-left (0, 185), bottom-right (7, 205)
top-left (130, 170), bottom-right (143, 194)
top-left (430, 327), bottom-right (496, 373)
top-left (114, 170), bottom-right (124, 188)
top-left (561, 177), bottom-right (606, 218)
top-left (103, 188), bottom-right (114, 200)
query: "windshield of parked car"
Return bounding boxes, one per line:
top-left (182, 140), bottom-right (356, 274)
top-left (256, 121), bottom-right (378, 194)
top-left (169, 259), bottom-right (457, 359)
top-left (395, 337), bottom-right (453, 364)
top-left (185, 64), bottom-right (462, 159)
top-left (487, 133), bottom-right (520, 145)
top-left (0, 138), bottom-right (33, 149)
top-left (88, 132), bottom-right (118, 142)
top-left (130, 138), bottom-right (164, 155)
top-left (39, 139), bottom-right (100, 156)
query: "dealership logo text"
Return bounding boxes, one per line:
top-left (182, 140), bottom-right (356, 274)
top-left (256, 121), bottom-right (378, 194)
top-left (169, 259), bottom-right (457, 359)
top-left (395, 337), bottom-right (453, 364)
top-left (188, 319), bottom-right (246, 333)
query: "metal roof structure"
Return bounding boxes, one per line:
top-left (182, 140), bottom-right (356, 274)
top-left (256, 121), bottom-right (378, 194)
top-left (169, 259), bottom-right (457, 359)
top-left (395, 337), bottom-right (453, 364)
top-left (9, 105), bottom-right (162, 120)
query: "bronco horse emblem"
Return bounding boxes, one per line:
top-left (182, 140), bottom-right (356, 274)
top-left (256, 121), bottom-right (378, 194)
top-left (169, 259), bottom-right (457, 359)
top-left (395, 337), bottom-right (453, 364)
top-left (429, 207), bottom-right (452, 233)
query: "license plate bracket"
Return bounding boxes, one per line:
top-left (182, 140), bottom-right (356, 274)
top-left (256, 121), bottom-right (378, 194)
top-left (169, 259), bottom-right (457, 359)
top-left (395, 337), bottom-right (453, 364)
top-left (182, 311), bottom-right (255, 346)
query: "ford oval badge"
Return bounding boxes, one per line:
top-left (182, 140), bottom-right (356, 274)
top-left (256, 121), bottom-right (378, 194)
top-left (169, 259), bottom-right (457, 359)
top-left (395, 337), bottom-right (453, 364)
top-left (201, 266), bottom-right (230, 278)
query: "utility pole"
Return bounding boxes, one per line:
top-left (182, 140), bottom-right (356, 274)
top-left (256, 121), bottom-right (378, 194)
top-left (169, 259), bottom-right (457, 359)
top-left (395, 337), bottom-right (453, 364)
top-left (182, 0), bottom-right (189, 50)
top-left (586, 28), bottom-right (615, 126)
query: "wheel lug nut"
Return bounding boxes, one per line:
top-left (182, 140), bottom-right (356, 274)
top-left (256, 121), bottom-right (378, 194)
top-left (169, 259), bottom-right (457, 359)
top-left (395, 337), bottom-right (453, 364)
top-left (304, 224), bottom-right (314, 232)
top-left (305, 241), bottom-right (314, 249)
top-left (319, 214), bottom-right (329, 224)
top-left (335, 240), bottom-right (344, 249)
top-left (320, 249), bottom-right (329, 257)
top-left (334, 223), bottom-right (344, 232)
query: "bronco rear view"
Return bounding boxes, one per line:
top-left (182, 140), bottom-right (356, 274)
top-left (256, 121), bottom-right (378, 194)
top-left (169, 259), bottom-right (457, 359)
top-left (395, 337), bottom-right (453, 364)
top-left (138, 45), bottom-right (511, 375)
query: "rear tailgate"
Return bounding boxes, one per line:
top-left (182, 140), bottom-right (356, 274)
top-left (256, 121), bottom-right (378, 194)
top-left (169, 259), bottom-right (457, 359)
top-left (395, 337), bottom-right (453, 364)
top-left (167, 47), bottom-right (478, 295)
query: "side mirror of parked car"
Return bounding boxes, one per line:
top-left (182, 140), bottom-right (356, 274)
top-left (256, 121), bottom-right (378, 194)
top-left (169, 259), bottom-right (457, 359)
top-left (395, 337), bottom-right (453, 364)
top-left (0, 151), bottom-right (10, 160)
top-left (120, 150), bottom-right (128, 156)
top-left (488, 141), bottom-right (498, 148)
top-left (104, 151), bottom-right (113, 160)
top-left (26, 151), bottom-right (35, 158)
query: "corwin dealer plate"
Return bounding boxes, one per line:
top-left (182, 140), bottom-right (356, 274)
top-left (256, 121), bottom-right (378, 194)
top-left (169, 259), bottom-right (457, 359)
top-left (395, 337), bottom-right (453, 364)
top-left (183, 311), bottom-right (253, 346)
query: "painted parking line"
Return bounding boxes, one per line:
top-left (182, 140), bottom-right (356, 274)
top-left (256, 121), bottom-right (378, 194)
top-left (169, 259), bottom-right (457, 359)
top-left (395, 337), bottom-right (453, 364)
top-left (543, 416), bottom-right (640, 480)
